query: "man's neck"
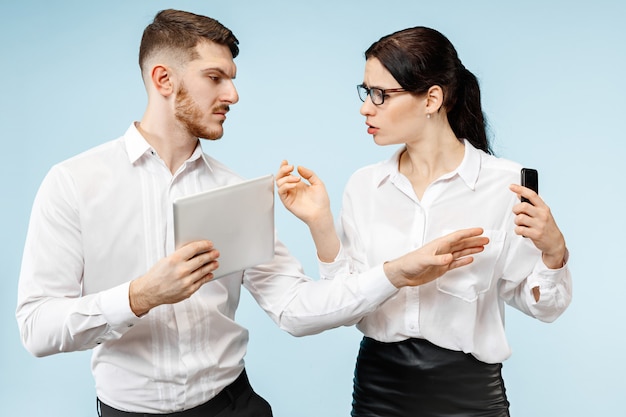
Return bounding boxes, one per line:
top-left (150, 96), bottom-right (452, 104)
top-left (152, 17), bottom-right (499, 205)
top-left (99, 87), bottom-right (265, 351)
top-left (136, 119), bottom-right (198, 174)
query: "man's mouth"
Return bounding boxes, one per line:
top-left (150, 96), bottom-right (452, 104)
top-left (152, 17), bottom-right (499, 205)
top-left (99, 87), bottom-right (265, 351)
top-left (214, 106), bottom-right (230, 119)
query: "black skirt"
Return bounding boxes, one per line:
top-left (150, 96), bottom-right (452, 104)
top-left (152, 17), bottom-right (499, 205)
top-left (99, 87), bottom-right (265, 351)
top-left (352, 337), bottom-right (510, 417)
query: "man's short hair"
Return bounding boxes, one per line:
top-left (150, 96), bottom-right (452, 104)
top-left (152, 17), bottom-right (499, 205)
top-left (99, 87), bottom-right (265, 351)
top-left (139, 9), bottom-right (239, 73)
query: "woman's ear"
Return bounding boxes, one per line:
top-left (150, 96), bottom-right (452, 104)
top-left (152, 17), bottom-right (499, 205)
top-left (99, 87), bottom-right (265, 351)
top-left (150, 65), bottom-right (174, 97)
top-left (425, 85), bottom-right (444, 115)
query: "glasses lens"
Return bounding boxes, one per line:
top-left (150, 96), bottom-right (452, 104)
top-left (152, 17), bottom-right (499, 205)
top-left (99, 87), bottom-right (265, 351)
top-left (357, 85), bottom-right (367, 102)
top-left (370, 88), bottom-right (384, 105)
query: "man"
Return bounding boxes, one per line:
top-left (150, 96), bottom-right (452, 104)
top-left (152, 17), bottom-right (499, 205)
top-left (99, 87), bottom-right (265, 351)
top-left (16, 9), bottom-right (488, 417)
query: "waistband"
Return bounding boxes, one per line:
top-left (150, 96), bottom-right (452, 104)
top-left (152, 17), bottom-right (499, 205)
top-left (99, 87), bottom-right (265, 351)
top-left (97, 369), bottom-right (251, 417)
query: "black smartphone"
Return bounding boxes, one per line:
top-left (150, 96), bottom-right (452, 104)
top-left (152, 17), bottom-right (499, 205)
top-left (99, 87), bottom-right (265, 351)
top-left (520, 168), bottom-right (538, 204)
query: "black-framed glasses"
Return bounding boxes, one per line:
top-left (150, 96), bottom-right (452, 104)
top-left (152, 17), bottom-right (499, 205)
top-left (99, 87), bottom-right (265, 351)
top-left (357, 84), bottom-right (408, 105)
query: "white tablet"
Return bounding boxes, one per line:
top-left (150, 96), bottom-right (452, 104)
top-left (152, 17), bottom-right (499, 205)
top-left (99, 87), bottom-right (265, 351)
top-left (173, 174), bottom-right (275, 279)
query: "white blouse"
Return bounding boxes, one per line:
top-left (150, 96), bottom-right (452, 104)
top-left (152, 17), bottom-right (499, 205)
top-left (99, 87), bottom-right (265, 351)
top-left (320, 141), bottom-right (572, 364)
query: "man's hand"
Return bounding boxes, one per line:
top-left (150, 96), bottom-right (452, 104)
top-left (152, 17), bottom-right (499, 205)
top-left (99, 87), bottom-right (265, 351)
top-left (383, 228), bottom-right (489, 288)
top-left (129, 240), bottom-right (220, 316)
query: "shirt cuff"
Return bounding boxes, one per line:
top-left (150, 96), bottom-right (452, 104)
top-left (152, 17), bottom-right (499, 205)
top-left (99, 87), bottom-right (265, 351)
top-left (318, 243), bottom-right (348, 279)
top-left (529, 248), bottom-right (570, 287)
top-left (358, 264), bottom-right (399, 304)
top-left (99, 281), bottom-right (141, 331)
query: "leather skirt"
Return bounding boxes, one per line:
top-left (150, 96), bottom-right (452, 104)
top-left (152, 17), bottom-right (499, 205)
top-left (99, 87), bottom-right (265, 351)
top-left (352, 337), bottom-right (510, 417)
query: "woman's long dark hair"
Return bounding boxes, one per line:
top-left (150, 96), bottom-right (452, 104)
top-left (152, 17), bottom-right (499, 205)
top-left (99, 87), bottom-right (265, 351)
top-left (365, 27), bottom-right (491, 154)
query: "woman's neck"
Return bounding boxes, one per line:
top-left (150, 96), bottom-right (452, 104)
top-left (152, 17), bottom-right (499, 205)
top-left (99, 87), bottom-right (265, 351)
top-left (399, 129), bottom-right (465, 200)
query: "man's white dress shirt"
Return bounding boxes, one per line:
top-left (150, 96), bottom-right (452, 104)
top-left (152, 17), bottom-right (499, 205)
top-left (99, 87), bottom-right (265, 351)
top-left (16, 124), bottom-right (398, 413)
top-left (320, 141), bottom-right (572, 364)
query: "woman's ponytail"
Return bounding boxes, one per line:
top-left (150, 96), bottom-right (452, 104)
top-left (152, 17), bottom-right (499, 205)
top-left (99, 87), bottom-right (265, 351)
top-left (448, 67), bottom-right (491, 154)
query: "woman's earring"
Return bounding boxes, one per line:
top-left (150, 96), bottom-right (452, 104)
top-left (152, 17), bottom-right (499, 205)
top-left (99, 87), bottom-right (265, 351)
top-left (426, 113), bottom-right (431, 119)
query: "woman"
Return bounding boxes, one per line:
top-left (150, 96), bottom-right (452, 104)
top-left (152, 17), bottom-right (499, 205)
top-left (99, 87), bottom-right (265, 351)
top-left (276, 26), bottom-right (572, 416)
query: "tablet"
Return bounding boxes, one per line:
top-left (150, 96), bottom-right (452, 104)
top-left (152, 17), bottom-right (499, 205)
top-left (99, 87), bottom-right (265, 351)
top-left (173, 174), bottom-right (275, 279)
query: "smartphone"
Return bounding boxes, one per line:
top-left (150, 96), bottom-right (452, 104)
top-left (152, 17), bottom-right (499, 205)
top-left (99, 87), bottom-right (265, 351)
top-left (520, 168), bottom-right (538, 204)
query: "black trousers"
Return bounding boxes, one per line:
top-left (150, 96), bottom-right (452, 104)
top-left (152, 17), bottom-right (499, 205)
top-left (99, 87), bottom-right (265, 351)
top-left (97, 369), bottom-right (272, 417)
top-left (352, 337), bottom-right (510, 417)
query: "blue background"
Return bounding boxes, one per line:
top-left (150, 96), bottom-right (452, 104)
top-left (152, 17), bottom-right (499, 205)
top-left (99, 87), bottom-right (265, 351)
top-left (1, 0), bottom-right (624, 415)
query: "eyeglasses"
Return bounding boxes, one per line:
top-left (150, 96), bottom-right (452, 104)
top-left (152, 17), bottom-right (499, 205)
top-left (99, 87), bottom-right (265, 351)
top-left (357, 84), bottom-right (408, 105)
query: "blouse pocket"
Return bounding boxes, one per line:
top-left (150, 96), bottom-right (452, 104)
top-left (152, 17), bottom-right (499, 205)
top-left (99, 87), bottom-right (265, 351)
top-left (435, 229), bottom-right (506, 302)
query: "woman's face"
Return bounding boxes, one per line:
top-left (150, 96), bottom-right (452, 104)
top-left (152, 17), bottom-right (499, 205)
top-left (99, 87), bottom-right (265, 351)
top-left (359, 58), bottom-right (427, 146)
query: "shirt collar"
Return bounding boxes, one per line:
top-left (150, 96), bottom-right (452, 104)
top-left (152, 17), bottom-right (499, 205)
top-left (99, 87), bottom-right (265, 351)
top-left (123, 123), bottom-right (151, 164)
top-left (123, 123), bottom-right (212, 171)
top-left (455, 139), bottom-right (481, 190)
top-left (374, 139), bottom-right (482, 190)
top-left (373, 147), bottom-right (403, 188)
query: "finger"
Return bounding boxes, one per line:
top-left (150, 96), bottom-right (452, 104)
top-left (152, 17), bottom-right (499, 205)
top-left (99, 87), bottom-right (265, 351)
top-left (451, 245), bottom-right (486, 259)
top-left (180, 240), bottom-right (214, 261)
top-left (514, 225), bottom-right (535, 239)
top-left (296, 165), bottom-right (321, 185)
top-left (195, 273), bottom-right (214, 288)
top-left (514, 212), bottom-right (543, 235)
top-left (448, 256), bottom-right (475, 270)
top-left (187, 268), bottom-right (216, 296)
top-left (510, 184), bottom-right (541, 207)
top-left (449, 236), bottom-right (489, 253)
top-left (199, 271), bottom-right (215, 285)
top-left (445, 227), bottom-right (485, 242)
top-left (275, 174), bottom-right (301, 189)
top-left (192, 249), bottom-right (220, 272)
top-left (276, 182), bottom-right (302, 201)
top-left (178, 250), bottom-right (218, 278)
top-left (276, 162), bottom-right (294, 179)
top-left (197, 260), bottom-right (219, 279)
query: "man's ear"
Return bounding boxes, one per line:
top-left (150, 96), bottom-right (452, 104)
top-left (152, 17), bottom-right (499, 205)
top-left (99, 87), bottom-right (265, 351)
top-left (150, 65), bottom-right (174, 96)
top-left (425, 85), bottom-right (444, 114)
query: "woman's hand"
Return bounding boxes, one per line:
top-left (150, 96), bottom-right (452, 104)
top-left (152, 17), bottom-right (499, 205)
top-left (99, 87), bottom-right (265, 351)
top-left (276, 160), bottom-right (332, 227)
top-left (384, 228), bottom-right (489, 288)
top-left (509, 184), bottom-right (567, 269)
top-left (276, 160), bottom-right (340, 262)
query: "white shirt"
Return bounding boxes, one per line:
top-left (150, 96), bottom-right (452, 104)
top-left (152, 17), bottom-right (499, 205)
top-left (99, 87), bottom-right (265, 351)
top-left (16, 123), bottom-right (398, 413)
top-left (320, 141), bottom-right (572, 364)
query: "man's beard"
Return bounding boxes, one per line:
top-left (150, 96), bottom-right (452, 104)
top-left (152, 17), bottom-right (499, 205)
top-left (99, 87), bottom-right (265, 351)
top-left (174, 84), bottom-right (228, 140)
